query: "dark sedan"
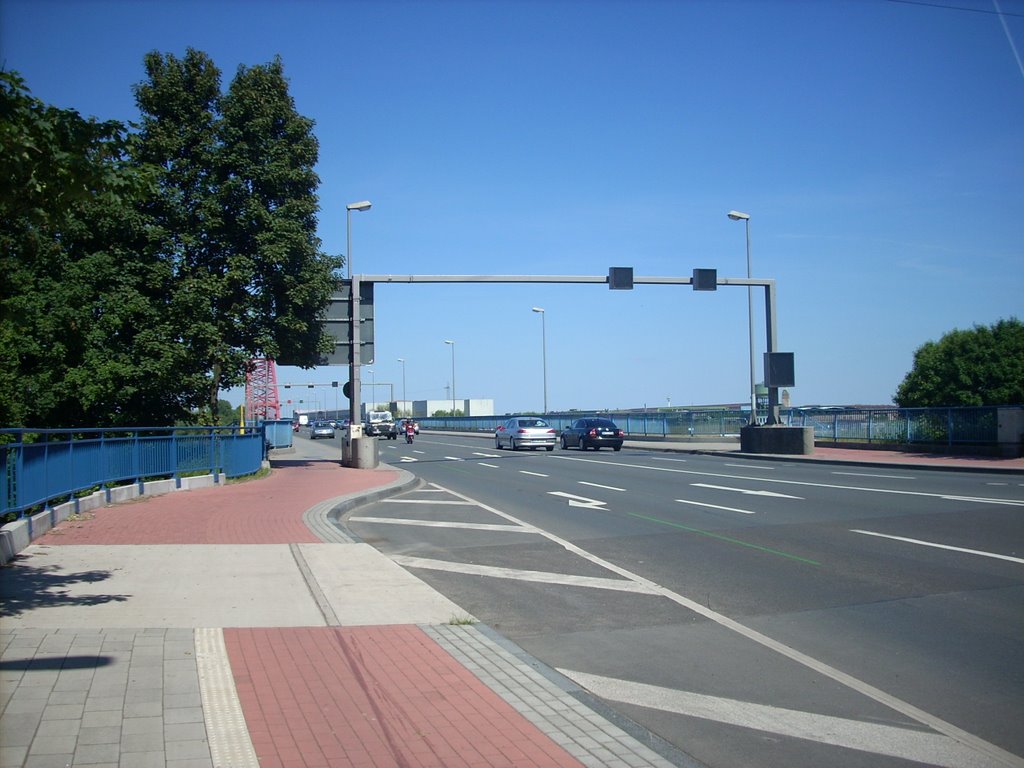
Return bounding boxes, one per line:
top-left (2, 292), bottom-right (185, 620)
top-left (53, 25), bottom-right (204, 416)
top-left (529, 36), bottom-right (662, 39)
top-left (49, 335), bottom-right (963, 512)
top-left (560, 418), bottom-right (624, 451)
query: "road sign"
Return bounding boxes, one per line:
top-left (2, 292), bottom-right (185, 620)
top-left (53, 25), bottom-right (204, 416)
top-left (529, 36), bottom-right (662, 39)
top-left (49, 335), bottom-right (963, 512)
top-left (320, 280), bottom-right (374, 365)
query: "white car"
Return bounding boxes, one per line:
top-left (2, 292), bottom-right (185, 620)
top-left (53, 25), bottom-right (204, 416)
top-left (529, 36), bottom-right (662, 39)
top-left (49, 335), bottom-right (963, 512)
top-left (495, 417), bottom-right (556, 451)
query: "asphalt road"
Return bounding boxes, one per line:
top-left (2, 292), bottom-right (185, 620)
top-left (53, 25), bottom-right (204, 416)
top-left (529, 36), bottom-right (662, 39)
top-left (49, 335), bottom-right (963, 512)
top-left (332, 432), bottom-right (1024, 768)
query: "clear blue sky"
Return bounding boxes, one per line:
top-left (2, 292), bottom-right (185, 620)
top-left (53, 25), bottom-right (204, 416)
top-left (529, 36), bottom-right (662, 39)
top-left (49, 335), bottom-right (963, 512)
top-left (4, 0), bottom-right (1022, 414)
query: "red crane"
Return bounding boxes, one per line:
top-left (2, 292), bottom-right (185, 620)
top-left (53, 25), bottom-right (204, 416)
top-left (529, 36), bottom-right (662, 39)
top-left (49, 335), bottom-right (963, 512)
top-left (245, 358), bottom-right (281, 421)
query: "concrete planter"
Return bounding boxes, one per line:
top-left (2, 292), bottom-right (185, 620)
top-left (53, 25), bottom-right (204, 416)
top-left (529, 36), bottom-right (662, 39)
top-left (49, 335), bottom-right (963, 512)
top-left (740, 425), bottom-right (815, 455)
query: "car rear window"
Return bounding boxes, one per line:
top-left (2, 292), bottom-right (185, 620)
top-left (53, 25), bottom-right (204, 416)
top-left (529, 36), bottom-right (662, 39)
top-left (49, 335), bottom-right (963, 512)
top-left (517, 419), bottom-right (549, 428)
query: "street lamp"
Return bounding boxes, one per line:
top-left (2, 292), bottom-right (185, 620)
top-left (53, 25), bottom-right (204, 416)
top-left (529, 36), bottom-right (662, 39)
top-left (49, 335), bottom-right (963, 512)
top-left (531, 307), bottom-right (547, 413)
top-left (345, 201), bottom-right (372, 279)
top-left (397, 358), bottom-right (406, 414)
top-left (727, 210), bottom-right (757, 425)
top-left (367, 368), bottom-right (375, 410)
top-left (345, 200), bottom-right (371, 447)
top-left (444, 340), bottom-right (456, 416)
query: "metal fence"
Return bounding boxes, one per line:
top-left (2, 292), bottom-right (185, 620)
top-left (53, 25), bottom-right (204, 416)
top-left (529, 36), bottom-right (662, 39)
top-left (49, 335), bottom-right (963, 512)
top-left (1, 426), bottom-right (266, 521)
top-left (419, 406), bottom-right (1005, 448)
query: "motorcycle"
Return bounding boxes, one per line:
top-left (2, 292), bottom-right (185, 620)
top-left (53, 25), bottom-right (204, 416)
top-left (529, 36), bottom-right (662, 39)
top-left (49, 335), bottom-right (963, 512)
top-left (404, 423), bottom-right (415, 444)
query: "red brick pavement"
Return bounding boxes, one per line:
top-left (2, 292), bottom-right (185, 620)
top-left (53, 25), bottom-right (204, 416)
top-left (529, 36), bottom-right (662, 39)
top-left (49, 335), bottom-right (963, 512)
top-left (35, 462), bottom-right (400, 545)
top-left (225, 626), bottom-right (584, 768)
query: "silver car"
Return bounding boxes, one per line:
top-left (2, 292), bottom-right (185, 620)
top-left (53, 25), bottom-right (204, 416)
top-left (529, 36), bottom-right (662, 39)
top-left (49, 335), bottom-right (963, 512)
top-left (495, 417), bottom-right (556, 451)
top-left (310, 421), bottom-right (336, 440)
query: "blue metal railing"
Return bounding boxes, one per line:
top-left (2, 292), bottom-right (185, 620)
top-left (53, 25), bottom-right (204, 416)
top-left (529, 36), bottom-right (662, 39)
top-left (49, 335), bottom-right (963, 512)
top-left (1, 426), bottom-right (267, 521)
top-left (418, 406), bottom-right (1006, 448)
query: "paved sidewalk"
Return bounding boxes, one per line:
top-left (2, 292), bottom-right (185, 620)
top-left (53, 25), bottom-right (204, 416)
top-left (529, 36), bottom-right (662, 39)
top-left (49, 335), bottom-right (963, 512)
top-left (2, 438), bottom-right (1020, 768)
top-left (1, 457), bottom-right (680, 768)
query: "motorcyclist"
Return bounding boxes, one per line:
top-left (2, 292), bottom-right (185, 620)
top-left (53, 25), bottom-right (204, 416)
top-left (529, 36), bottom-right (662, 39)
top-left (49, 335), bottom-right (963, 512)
top-left (403, 419), bottom-right (415, 443)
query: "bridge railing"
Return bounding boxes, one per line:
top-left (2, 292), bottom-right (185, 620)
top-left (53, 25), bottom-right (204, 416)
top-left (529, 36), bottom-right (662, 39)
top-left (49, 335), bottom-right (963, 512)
top-left (418, 406), bottom-right (1008, 448)
top-left (1, 426), bottom-right (266, 522)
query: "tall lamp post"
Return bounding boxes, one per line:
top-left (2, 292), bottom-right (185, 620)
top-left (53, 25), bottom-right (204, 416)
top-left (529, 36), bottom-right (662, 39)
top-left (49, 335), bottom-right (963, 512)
top-left (728, 210), bottom-right (757, 425)
top-left (397, 358), bottom-right (406, 415)
top-left (345, 200), bottom-right (371, 448)
top-left (531, 307), bottom-right (547, 414)
top-left (346, 201), bottom-right (372, 279)
top-left (444, 340), bottom-right (456, 416)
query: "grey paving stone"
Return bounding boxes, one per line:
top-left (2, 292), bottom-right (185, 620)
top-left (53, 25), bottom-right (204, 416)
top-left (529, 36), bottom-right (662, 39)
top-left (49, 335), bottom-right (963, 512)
top-left (73, 741), bottom-right (120, 764)
top-left (41, 703), bottom-right (84, 720)
top-left (163, 707), bottom-right (203, 725)
top-left (164, 739), bottom-right (211, 762)
top-left (121, 716), bottom-right (163, 734)
top-left (23, 753), bottom-right (75, 768)
top-left (123, 701), bottom-right (162, 719)
top-left (28, 735), bottom-right (77, 755)
top-left (81, 709), bottom-right (122, 728)
top-left (164, 722), bottom-right (207, 742)
top-left (0, 745), bottom-right (28, 768)
top-left (163, 693), bottom-right (201, 709)
top-left (85, 696), bottom-right (125, 712)
top-left (78, 725), bottom-right (121, 745)
top-left (120, 731), bottom-right (164, 753)
top-left (34, 718), bottom-right (81, 738)
top-left (119, 751), bottom-right (167, 768)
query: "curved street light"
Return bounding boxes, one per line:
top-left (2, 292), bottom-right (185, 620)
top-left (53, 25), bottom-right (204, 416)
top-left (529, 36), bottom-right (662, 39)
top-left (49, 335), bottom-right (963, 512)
top-left (531, 307), bottom-right (547, 413)
top-left (727, 210), bottom-right (757, 425)
top-left (444, 340), bottom-right (456, 416)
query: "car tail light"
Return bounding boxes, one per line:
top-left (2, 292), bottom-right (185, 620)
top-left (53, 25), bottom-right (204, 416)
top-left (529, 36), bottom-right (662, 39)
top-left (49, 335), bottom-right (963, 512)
top-left (615, 429), bottom-right (623, 437)
top-left (546, 429), bottom-right (556, 434)
top-left (517, 429), bottom-right (527, 434)
top-left (588, 428), bottom-right (598, 436)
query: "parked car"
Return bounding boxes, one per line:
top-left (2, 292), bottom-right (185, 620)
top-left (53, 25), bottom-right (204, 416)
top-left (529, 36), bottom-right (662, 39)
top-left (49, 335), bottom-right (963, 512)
top-left (560, 418), bottom-right (624, 451)
top-left (495, 417), bottom-right (557, 451)
top-left (310, 421), bottom-right (336, 440)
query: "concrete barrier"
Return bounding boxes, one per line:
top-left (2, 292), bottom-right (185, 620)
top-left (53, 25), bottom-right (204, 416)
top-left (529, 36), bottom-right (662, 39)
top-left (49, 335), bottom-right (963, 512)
top-left (740, 425), bottom-right (814, 455)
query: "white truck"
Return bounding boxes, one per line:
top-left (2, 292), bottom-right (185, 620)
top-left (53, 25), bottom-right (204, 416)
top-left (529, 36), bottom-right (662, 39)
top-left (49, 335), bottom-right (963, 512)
top-left (364, 410), bottom-right (398, 439)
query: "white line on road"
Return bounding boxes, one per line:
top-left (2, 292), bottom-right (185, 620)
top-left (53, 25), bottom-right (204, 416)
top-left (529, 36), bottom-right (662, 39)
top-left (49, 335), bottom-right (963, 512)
top-left (383, 498), bottom-right (475, 505)
top-left (833, 471), bottom-right (916, 479)
top-left (578, 481), bottom-right (626, 492)
top-left (428, 481), bottom-right (1024, 768)
top-left (725, 463), bottom-right (775, 470)
top-left (520, 470), bottom-right (549, 477)
top-left (547, 491), bottom-right (607, 509)
top-left (473, 452), bottom-right (500, 458)
top-left (398, 457), bottom-right (418, 463)
top-left (391, 555), bottom-right (660, 594)
top-left (350, 517), bottom-right (535, 533)
top-left (478, 462), bottom-right (500, 468)
top-left (692, 483), bottom-right (803, 499)
top-left (558, 670), bottom-right (1001, 768)
top-left (675, 499), bottom-right (756, 515)
top-left (851, 529), bottom-right (1024, 565)
top-left (444, 456), bottom-right (465, 461)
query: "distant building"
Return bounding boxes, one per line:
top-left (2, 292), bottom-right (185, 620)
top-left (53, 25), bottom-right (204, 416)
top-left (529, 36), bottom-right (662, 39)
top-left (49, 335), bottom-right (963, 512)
top-left (408, 399), bottom-right (494, 417)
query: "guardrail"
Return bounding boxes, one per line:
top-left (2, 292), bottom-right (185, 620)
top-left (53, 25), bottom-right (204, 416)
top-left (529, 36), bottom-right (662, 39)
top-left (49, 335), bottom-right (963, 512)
top-left (418, 406), bottom-right (1016, 452)
top-left (1, 426), bottom-right (267, 523)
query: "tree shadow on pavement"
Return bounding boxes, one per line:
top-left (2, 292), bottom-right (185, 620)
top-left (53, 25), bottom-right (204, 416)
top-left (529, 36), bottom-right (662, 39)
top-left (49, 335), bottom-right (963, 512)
top-left (0, 560), bottom-right (128, 617)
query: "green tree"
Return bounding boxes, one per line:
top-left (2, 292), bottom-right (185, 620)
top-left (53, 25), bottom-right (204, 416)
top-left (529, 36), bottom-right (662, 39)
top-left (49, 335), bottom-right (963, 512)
top-left (133, 50), bottom-right (340, 423)
top-left (894, 318), bottom-right (1024, 407)
top-left (0, 70), bottom-right (197, 428)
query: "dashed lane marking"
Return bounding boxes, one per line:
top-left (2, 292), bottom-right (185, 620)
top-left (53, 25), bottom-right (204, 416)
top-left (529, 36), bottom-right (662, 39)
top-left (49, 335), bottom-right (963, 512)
top-left (579, 481), bottom-right (626, 492)
top-left (851, 529), bottom-right (1024, 565)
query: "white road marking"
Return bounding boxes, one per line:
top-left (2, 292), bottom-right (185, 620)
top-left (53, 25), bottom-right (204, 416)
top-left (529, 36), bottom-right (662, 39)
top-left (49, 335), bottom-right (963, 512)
top-left (548, 491), bottom-right (607, 509)
top-left (392, 555), bottom-right (659, 594)
top-left (675, 499), bottom-right (755, 515)
top-left (833, 471), bottom-right (916, 479)
top-left (725, 463), bottom-right (774, 470)
top-left (425, 481), bottom-right (1024, 768)
top-left (851, 529), bottom-right (1024, 565)
top-left (398, 456), bottom-right (418, 463)
top-left (520, 470), bottom-right (549, 477)
top-left (692, 483), bottom-right (802, 499)
top-left (444, 456), bottom-right (464, 461)
top-left (350, 517), bottom-right (534, 533)
top-left (478, 462), bottom-right (500, 468)
top-left (649, 457), bottom-right (688, 462)
top-left (553, 454), bottom-right (1023, 507)
top-left (473, 452), bottom-right (500, 458)
top-left (578, 481), bottom-right (626, 492)
top-left (383, 498), bottom-right (475, 505)
top-left (558, 670), bottom-right (1000, 768)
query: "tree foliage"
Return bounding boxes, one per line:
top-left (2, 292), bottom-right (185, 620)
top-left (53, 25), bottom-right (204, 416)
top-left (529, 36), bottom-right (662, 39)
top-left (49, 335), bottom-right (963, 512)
top-left (1, 51), bottom-right (340, 428)
top-left (1, 70), bottom-right (198, 427)
top-left (894, 318), bottom-right (1024, 407)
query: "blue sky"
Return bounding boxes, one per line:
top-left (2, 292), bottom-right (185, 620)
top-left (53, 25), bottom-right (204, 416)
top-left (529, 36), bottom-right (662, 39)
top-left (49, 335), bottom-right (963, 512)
top-left (4, 0), bottom-right (1022, 415)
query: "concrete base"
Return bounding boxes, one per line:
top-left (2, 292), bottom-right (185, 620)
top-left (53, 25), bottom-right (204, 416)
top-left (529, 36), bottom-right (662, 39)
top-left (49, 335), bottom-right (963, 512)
top-left (741, 425), bottom-right (815, 455)
top-left (346, 436), bottom-right (379, 469)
